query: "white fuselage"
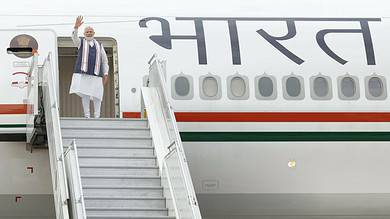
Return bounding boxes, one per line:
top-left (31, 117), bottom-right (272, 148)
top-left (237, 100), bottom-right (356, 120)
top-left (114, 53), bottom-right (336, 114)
top-left (0, 12), bottom-right (390, 218)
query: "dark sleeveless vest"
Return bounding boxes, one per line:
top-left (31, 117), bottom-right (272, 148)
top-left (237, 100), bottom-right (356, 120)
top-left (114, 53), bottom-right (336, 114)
top-left (74, 38), bottom-right (104, 77)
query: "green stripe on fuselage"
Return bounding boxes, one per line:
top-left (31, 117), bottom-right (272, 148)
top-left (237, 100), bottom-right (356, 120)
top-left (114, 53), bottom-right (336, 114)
top-left (0, 124), bottom-right (26, 128)
top-left (180, 132), bottom-right (390, 141)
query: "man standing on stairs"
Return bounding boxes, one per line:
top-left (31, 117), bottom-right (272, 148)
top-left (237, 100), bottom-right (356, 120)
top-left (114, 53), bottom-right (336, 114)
top-left (69, 15), bottom-right (109, 118)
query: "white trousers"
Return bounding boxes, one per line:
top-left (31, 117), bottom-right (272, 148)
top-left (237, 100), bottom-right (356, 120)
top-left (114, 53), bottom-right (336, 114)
top-left (80, 94), bottom-right (102, 118)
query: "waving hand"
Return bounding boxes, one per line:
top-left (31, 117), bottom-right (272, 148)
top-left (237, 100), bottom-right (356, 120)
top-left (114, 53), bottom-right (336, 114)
top-left (74, 16), bottom-right (84, 29)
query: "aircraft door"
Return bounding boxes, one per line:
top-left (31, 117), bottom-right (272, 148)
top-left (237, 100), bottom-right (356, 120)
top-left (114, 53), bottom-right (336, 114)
top-left (58, 37), bottom-right (117, 118)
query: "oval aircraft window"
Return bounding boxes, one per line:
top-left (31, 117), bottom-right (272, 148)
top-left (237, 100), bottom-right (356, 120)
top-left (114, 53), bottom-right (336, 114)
top-left (231, 77), bottom-right (246, 97)
top-left (175, 76), bottom-right (190, 97)
top-left (203, 77), bottom-right (218, 97)
top-left (286, 77), bottom-right (301, 97)
top-left (313, 77), bottom-right (329, 97)
top-left (258, 77), bottom-right (273, 97)
top-left (368, 77), bottom-right (383, 97)
top-left (341, 77), bottom-right (356, 98)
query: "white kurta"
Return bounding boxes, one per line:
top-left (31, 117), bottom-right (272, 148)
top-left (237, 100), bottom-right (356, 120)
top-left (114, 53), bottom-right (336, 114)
top-left (69, 28), bottom-right (109, 101)
top-left (69, 73), bottom-right (104, 100)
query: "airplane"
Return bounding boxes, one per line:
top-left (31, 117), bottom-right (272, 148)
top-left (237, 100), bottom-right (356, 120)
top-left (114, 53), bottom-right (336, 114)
top-left (0, 2), bottom-right (390, 219)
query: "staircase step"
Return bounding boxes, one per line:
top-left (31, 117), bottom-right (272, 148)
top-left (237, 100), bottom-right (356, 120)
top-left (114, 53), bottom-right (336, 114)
top-left (84, 196), bottom-right (166, 208)
top-left (61, 128), bottom-right (150, 138)
top-left (86, 207), bottom-right (168, 217)
top-left (62, 138), bottom-right (152, 148)
top-left (78, 156), bottom-right (156, 166)
top-left (60, 117), bottom-right (148, 128)
top-left (80, 165), bottom-right (159, 176)
top-left (83, 186), bottom-right (163, 197)
top-left (59, 118), bottom-right (180, 218)
top-left (76, 147), bottom-right (155, 157)
top-left (86, 215), bottom-right (175, 219)
top-left (81, 175), bottom-right (161, 187)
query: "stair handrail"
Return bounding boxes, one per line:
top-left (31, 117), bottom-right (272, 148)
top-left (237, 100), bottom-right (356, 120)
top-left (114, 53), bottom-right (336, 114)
top-left (26, 52), bottom-right (39, 144)
top-left (144, 54), bottom-right (202, 219)
top-left (64, 139), bottom-right (87, 219)
top-left (41, 52), bottom-right (70, 219)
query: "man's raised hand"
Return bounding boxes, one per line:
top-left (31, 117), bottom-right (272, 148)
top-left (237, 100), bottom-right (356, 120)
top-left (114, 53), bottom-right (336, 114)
top-left (74, 16), bottom-right (84, 29)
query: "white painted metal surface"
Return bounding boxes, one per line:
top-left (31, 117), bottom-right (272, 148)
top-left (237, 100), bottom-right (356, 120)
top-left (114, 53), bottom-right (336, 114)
top-left (64, 140), bottom-right (86, 219)
top-left (26, 53), bottom-right (39, 143)
top-left (0, 5), bottom-right (388, 218)
top-left (142, 55), bottom-right (201, 219)
top-left (41, 53), bottom-right (70, 219)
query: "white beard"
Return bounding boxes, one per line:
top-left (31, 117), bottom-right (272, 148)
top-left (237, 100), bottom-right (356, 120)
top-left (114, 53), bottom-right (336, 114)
top-left (85, 36), bottom-right (94, 41)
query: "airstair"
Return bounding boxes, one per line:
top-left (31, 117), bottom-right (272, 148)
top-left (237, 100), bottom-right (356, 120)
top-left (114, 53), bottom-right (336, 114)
top-left (61, 118), bottom-right (174, 219)
top-left (26, 51), bottom-right (202, 219)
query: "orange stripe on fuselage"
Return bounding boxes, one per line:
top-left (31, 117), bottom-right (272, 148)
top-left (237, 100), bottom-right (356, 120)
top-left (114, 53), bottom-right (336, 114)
top-left (123, 112), bottom-right (390, 122)
top-left (122, 112), bottom-right (141, 118)
top-left (0, 104), bottom-right (27, 114)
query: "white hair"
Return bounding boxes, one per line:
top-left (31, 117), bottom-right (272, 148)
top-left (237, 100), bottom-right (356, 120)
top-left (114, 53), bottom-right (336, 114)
top-left (84, 26), bottom-right (94, 33)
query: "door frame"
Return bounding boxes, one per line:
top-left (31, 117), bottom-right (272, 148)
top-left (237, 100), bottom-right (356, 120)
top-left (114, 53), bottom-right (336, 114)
top-left (57, 37), bottom-right (120, 117)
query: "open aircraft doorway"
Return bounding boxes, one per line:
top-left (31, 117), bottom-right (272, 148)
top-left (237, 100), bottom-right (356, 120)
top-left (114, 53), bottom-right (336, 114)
top-left (57, 37), bottom-right (119, 118)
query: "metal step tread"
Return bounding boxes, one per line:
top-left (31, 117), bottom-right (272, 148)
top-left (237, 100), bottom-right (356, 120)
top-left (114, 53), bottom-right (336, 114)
top-left (61, 126), bottom-right (150, 130)
top-left (63, 141), bottom-right (152, 149)
top-left (86, 216), bottom-right (174, 219)
top-left (82, 175), bottom-right (161, 179)
top-left (86, 207), bottom-right (167, 211)
top-left (62, 136), bottom-right (152, 140)
top-left (83, 185), bottom-right (163, 189)
top-left (69, 145), bottom-right (153, 149)
top-left (80, 165), bottom-right (159, 169)
top-left (79, 155), bottom-right (156, 159)
top-left (84, 196), bottom-right (166, 200)
top-left (62, 130), bottom-right (150, 138)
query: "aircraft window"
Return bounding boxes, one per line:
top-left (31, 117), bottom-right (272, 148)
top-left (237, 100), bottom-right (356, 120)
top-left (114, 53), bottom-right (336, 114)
top-left (286, 77), bottom-right (301, 97)
top-left (338, 75), bottom-right (359, 100)
top-left (259, 77), bottom-right (273, 97)
top-left (200, 74), bottom-right (222, 100)
top-left (203, 77), bottom-right (218, 97)
top-left (341, 77), bottom-right (355, 97)
top-left (176, 76), bottom-right (190, 96)
top-left (365, 75), bottom-right (387, 100)
top-left (227, 74), bottom-right (249, 100)
top-left (310, 75), bottom-right (332, 100)
top-left (313, 77), bottom-right (328, 97)
top-left (283, 75), bottom-right (305, 100)
top-left (171, 74), bottom-right (193, 100)
top-left (231, 77), bottom-right (246, 97)
top-left (369, 77), bottom-right (383, 97)
top-left (255, 75), bottom-right (277, 100)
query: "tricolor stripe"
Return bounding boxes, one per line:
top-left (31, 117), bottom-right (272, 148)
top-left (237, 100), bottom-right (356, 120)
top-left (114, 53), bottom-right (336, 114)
top-left (0, 124), bottom-right (26, 128)
top-left (123, 112), bottom-right (390, 122)
top-left (0, 104), bottom-right (27, 114)
top-left (122, 112), bottom-right (141, 118)
top-left (180, 132), bottom-right (390, 141)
